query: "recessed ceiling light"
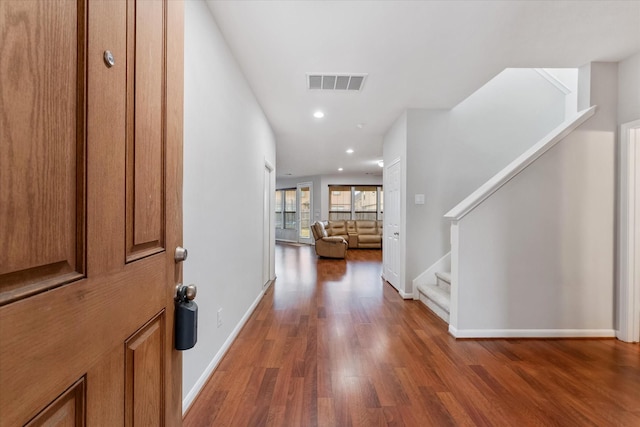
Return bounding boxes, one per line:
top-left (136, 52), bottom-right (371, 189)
top-left (313, 111), bottom-right (324, 119)
top-left (378, 161), bottom-right (384, 168)
top-left (338, 168), bottom-right (343, 172)
top-left (356, 123), bottom-right (364, 129)
top-left (346, 149), bottom-right (354, 154)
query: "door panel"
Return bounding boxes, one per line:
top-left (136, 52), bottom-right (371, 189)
top-left (86, 0), bottom-right (127, 275)
top-left (126, 0), bottom-right (165, 261)
top-left (0, 0), bottom-right (85, 305)
top-left (26, 378), bottom-right (86, 427)
top-left (125, 312), bottom-right (165, 427)
top-left (0, 257), bottom-right (166, 425)
top-left (0, 0), bottom-right (184, 425)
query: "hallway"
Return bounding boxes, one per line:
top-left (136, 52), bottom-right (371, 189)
top-left (184, 243), bottom-right (640, 426)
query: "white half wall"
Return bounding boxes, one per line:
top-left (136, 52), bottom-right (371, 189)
top-left (183, 0), bottom-right (276, 412)
top-left (451, 63), bottom-right (617, 335)
top-left (404, 68), bottom-right (568, 294)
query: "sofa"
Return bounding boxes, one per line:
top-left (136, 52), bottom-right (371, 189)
top-left (320, 220), bottom-right (383, 249)
top-left (310, 221), bottom-right (348, 258)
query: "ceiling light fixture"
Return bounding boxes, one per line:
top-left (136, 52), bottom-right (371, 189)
top-left (313, 111), bottom-right (324, 119)
top-left (338, 168), bottom-right (343, 172)
top-left (346, 149), bottom-right (354, 154)
top-left (378, 161), bottom-right (384, 168)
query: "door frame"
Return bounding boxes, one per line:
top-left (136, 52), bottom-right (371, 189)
top-left (263, 161), bottom-right (274, 289)
top-left (618, 119), bottom-right (640, 343)
top-left (383, 157), bottom-right (404, 294)
top-left (297, 182), bottom-right (313, 245)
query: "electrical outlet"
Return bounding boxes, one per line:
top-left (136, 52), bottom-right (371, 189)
top-left (217, 308), bottom-right (223, 328)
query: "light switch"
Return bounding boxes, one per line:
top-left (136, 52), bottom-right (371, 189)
top-left (415, 194), bottom-right (425, 205)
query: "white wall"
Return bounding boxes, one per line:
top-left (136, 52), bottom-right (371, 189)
top-left (452, 63), bottom-right (618, 336)
top-left (183, 0), bottom-right (276, 411)
top-left (402, 68), bottom-right (567, 294)
top-left (618, 51), bottom-right (640, 124)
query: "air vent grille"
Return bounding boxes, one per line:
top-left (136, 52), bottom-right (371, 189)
top-left (307, 73), bottom-right (367, 91)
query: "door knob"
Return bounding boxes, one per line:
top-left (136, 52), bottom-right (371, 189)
top-left (175, 246), bottom-right (188, 262)
top-left (103, 50), bottom-right (115, 68)
top-left (175, 284), bottom-right (197, 301)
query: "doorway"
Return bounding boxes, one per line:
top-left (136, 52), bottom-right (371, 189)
top-left (384, 159), bottom-right (401, 292)
top-left (619, 120), bottom-right (640, 343)
top-left (263, 163), bottom-right (274, 288)
top-left (297, 182), bottom-right (313, 245)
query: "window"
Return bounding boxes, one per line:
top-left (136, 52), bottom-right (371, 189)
top-left (275, 188), bottom-right (297, 229)
top-left (329, 186), bottom-right (351, 221)
top-left (354, 186), bottom-right (377, 220)
top-left (329, 185), bottom-right (383, 220)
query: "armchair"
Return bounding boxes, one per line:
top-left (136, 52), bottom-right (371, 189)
top-left (311, 221), bottom-right (348, 258)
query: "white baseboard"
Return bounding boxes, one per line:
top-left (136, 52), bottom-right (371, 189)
top-left (449, 325), bottom-right (617, 339)
top-left (182, 287), bottom-right (268, 414)
top-left (398, 289), bottom-right (414, 300)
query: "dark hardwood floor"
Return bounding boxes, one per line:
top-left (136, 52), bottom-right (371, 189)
top-left (183, 243), bottom-right (640, 426)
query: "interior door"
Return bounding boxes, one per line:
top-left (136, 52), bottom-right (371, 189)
top-left (384, 160), bottom-right (401, 290)
top-left (297, 182), bottom-right (313, 245)
top-left (0, 0), bottom-right (184, 425)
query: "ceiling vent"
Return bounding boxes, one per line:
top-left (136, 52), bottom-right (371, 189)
top-left (307, 74), bottom-right (367, 91)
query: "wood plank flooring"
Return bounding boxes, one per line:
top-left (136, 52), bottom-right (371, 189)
top-left (183, 243), bottom-right (640, 426)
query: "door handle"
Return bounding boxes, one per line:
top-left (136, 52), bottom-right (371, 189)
top-left (175, 246), bottom-right (188, 263)
top-left (175, 284), bottom-right (197, 301)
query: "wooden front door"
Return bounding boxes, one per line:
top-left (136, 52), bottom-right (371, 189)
top-left (0, 0), bottom-right (184, 425)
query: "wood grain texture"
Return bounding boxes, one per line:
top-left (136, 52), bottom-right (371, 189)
top-left (126, 312), bottom-right (165, 427)
top-left (86, 345), bottom-right (125, 425)
top-left (0, 0), bottom-right (85, 305)
top-left (165, 0), bottom-right (185, 425)
top-left (86, 0), bottom-right (127, 275)
top-left (184, 244), bottom-right (640, 426)
top-left (25, 377), bottom-right (85, 427)
top-left (0, 255), bottom-right (167, 426)
top-left (126, 0), bottom-right (166, 261)
top-left (0, 0), bottom-right (184, 424)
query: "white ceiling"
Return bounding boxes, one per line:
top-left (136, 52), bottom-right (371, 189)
top-left (206, 0), bottom-right (640, 178)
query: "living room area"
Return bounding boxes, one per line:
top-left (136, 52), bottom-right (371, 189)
top-left (275, 177), bottom-right (384, 256)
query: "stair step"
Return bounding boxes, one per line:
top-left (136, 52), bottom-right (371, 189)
top-left (435, 271), bottom-right (451, 292)
top-left (417, 283), bottom-right (451, 323)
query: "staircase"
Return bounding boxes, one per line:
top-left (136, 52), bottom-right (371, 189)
top-left (417, 271), bottom-right (451, 323)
